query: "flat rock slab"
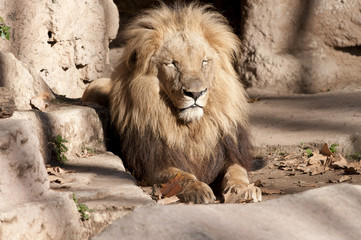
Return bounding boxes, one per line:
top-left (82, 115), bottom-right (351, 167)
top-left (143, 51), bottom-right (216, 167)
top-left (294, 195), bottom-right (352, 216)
top-left (92, 184), bottom-right (361, 240)
top-left (11, 104), bottom-right (106, 161)
top-left (50, 152), bottom-right (154, 238)
top-left (59, 152), bottom-right (154, 210)
top-left (249, 90), bottom-right (361, 154)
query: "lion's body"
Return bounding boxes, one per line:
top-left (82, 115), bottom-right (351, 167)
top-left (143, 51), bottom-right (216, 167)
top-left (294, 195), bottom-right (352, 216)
top-left (83, 2), bottom-right (261, 203)
top-left (110, 3), bottom-right (251, 184)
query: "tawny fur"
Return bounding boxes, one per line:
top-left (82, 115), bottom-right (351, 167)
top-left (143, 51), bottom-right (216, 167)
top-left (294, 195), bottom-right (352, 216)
top-left (107, 3), bottom-right (256, 201)
top-left (82, 78), bottom-right (111, 106)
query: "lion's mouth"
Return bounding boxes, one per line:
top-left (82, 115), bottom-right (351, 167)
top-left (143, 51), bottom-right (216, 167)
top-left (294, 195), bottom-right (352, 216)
top-left (179, 104), bottom-right (203, 111)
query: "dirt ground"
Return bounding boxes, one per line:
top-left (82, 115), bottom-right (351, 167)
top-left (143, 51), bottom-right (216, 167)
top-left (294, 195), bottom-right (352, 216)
top-left (249, 146), bottom-right (361, 201)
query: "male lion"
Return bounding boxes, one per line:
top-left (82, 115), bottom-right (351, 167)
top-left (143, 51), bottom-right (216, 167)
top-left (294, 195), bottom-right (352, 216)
top-left (83, 3), bottom-right (261, 203)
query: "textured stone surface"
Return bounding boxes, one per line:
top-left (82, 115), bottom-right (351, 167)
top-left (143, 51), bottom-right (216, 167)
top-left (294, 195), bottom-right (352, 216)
top-left (0, 0), bottom-right (119, 97)
top-left (11, 104), bottom-right (106, 162)
top-left (0, 119), bottom-right (50, 205)
top-left (51, 152), bottom-right (154, 238)
top-left (0, 51), bottom-right (53, 110)
top-left (0, 119), bottom-right (82, 240)
top-left (0, 87), bottom-right (15, 118)
top-left (93, 184), bottom-right (361, 240)
top-left (61, 152), bottom-right (154, 210)
top-left (239, 0), bottom-right (361, 94)
top-left (0, 195), bottom-right (82, 240)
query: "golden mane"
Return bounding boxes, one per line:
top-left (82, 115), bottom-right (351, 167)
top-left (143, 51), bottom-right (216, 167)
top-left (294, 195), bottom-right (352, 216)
top-left (110, 2), bottom-right (251, 184)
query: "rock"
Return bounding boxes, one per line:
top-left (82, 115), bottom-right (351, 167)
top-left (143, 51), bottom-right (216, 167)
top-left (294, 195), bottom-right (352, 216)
top-left (240, 0), bottom-right (361, 94)
top-left (0, 51), bottom-right (54, 110)
top-left (64, 152), bottom-right (154, 210)
top-left (11, 105), bottom-right (106, 162)
top-left (92, 184), bottom-right (361, 240)
top-left (0, 87), bottom-right (15, 118)
top-left (0, 119), bottom-right (50, 203)
top-left (0, 119), bottom-right (83, 239)
top-left (57, 152), bottom-right (154, 238)
top-left (0, 0), bottom-right (119, 98)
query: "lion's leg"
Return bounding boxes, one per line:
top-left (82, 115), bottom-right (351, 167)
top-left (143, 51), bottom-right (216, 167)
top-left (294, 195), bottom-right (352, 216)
top-left (221, 164), bottom-right (262, 203)
top-left (154, 167), bottom-right (216, 204)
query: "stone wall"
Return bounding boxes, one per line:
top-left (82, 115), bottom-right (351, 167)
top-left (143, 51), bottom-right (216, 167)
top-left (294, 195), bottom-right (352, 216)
top-left (240, 0), bottom-right (361, 94)
top-left (2, 0), bottom-right (360, 97)
top-left (0, 0), bottom-right (119, 98)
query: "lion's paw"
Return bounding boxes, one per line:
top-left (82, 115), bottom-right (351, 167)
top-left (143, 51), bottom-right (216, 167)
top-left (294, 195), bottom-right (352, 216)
top-left (177, 180), bottom-right (216, 204)
top-left (223, 183), bottom-right (262, 203)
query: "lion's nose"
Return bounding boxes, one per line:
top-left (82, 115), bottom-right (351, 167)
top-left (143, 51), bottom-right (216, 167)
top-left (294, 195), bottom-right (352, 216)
top-left (183, 88), bottom-right (207, 101)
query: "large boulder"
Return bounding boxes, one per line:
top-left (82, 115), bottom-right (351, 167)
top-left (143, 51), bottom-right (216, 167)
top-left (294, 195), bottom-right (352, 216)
top-left (93, 184), bottom-right (361, 240)
top-left (0, 119), bottom-right (82, 239)
top-left (240, 0), bottom-right (361, 94)
top-left (0, 0), bottom-right (119, 98)
top-left (0, 51), bottom-right (53, 110)
top-left (11, 105), bottom-right (106, 162)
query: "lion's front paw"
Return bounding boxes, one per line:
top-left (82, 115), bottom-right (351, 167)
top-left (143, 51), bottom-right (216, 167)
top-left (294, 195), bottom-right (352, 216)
top-left (177, 180), bottom-right (216, 204)
top-left (223, 183), bottom-right (262, 203)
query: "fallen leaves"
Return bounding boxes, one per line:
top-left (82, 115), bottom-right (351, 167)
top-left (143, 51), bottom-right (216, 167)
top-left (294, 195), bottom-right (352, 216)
top-left (141, 174), bottom-right (185, 205)
top-left (274, 143), bottom-right (361, 176)
top-left (160, 173), bottom-right (184, 198)
top-left (247, 98), bottom-right (261, 103)
top-left (157, 196), bottom-right (180, 205)
top-left (46, 165), bottom-right (74, 188)
top-left (261, 188), bottom-right (284, 195)
top-left (320, 143), bottom-right (333, 156)
top-left (338, 175), bottom-right (352, 183)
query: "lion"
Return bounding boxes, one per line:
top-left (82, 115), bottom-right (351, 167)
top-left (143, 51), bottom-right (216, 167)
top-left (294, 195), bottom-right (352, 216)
top-left (82, 2), bottom-right (261, 204)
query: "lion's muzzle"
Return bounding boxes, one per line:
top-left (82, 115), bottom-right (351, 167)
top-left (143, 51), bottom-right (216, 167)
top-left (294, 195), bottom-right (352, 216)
top-left (182, 88), bottom-right (207, 101)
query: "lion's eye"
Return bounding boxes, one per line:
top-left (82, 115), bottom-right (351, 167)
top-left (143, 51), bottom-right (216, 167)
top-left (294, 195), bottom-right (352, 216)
top-left (202, 59), bottom-right (208, 67)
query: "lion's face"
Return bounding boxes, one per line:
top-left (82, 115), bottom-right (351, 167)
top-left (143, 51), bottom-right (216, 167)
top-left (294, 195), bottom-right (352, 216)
top-left (156, 32), bottom-right (216, 122)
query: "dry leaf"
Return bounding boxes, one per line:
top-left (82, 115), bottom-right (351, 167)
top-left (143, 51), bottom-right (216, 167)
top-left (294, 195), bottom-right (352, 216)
top-left (47, 166), bottom-right (65, 176)
top-left (320, 143), bottom-right (333, 156)
top-left (254, 179), bottom-right (263, 187)
top-left (261, 188), bottom-right (283, 195)
top-left (279, 159), bottom-right (300, 168)
top-left (30, 92), bottom-right (52, 111)
top-left (160, 173), bottom-right (184, 198)
top-left (310, 167), bottom-right (326, 176)
top-left (297, 182), bottom-right (317, 187)
top-left (157, 196), bottom-right (180, 205)
top-left (308, 152), bottom-right (327, 166)
top-left (284, 154), bottom-right (301, 160)
top-left (331, 154), bottom-right (348, 169)
top-left (338, 175), bottom-right (352, 183)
